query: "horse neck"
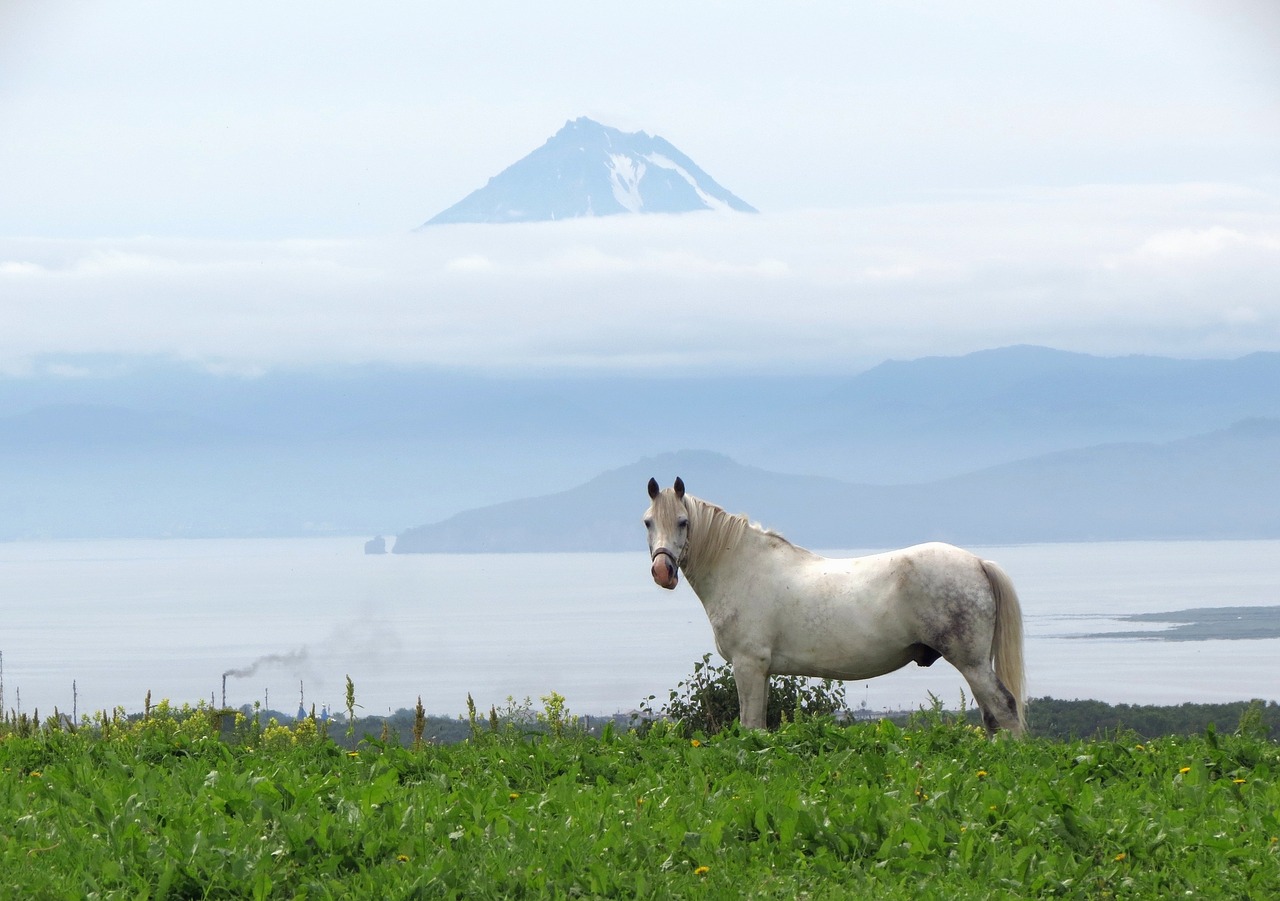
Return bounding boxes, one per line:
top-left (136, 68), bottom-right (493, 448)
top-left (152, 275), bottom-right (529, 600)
top-left (681, 497), bottom-right (764, 591)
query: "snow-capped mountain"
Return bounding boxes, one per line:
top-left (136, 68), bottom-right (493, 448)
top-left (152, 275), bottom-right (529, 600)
top-left (420, 117), bottom-right (757, 226)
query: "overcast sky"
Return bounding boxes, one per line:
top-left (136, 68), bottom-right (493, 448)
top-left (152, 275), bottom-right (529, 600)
top-left (2, 1), bottom-right (1279, 374)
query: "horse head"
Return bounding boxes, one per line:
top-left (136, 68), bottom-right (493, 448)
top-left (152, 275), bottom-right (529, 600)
top-left (644, 476), bottom-right (688, 590)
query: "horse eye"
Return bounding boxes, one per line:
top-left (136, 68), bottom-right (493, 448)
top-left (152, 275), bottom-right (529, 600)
top-left (643, 517), bottom-right (653, 529)
top-left (677, 517), bottom-right (688, 529)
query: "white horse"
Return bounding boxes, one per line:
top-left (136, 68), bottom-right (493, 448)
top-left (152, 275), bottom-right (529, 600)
top-left (644, 477), bottom-right (1026, 735)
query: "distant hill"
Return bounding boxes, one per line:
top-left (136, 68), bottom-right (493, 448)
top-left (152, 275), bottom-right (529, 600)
top-left (392, 419), bottom-right (1280, 552)
top-left (2, 346), bottom-right (1277, 541)
top-left (770, 346), bottom-right (1280, 483)
top-left (421, 117), bottom-right (756, 226)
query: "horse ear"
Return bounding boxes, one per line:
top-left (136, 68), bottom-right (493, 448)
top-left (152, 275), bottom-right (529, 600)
top-left (647, 477), bottom-right (659, 499)
top-left (673, 477), bottom-right (685, 499)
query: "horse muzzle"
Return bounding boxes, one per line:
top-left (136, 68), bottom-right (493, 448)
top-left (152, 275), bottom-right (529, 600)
top-left (651, 548), bottom-right (679, 590)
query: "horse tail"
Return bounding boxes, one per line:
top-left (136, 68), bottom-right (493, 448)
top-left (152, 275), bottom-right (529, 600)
top-left (981, 559), bottom-right (1027, 733)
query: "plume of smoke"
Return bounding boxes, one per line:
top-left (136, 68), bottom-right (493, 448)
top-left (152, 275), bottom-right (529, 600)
top-left (223, 647), bottom-right (309, 680)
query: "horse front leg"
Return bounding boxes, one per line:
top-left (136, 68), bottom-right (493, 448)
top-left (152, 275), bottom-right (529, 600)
top-left (732, 657), bottom-right (770, 730)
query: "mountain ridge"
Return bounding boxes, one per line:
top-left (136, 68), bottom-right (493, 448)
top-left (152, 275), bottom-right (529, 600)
top-left (3, 345), bottom-right (1277, 540)
top-left (392, 418), bottom-right (1280, 552)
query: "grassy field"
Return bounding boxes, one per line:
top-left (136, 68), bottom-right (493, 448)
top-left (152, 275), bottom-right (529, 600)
top-left (2, 701), bottom-right (1278, 899)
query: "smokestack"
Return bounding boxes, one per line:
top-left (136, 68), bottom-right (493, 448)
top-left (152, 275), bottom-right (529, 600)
top-left (221, 648), bottom-right (310, 708)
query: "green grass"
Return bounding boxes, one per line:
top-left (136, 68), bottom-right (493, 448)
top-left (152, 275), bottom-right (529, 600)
top-left (2, 705), bottom-right (1278, 899)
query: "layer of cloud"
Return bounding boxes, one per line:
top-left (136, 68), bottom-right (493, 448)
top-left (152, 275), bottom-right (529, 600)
top-left (3, 184), bottom-right (1279, 375)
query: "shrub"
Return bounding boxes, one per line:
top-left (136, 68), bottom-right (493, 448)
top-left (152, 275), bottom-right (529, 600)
top-left (642, 653), bottom-right (847, 735)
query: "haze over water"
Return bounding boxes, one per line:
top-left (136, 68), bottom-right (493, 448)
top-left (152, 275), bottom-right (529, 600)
top-left (2, 538), bottom-right (1276, 721)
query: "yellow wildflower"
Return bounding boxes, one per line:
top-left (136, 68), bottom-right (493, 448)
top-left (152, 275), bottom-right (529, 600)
top-left (1232, 778), bottom-right (1246, 785)
top-left (396, 854), bottom-right (410, 863)
top-left (694, 866), bottom-right (710, 876)
top-left (690, 739), bottom-right (701, 747)
top-left (1114, 853), bottom-right (1126, 861)
top-left (347, 751), bottom-right (360, 758)
top-left (976, 770), bottom-right (988, 778)
top-left (508, 792), bottom-right (520, 800)
top-left (1178, 767), bottom-right (1191, 774)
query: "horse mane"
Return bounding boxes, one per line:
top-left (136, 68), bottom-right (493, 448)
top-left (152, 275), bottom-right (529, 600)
top-left (683, 495), bottom-right (802, 575)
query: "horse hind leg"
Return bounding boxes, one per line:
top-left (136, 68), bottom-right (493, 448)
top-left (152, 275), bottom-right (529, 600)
top-left (955, 661), bottom-right (1023, 737)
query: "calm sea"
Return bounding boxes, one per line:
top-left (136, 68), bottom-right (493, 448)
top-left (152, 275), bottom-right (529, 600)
top-left (1, 538), bottom-right (1277, 720)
